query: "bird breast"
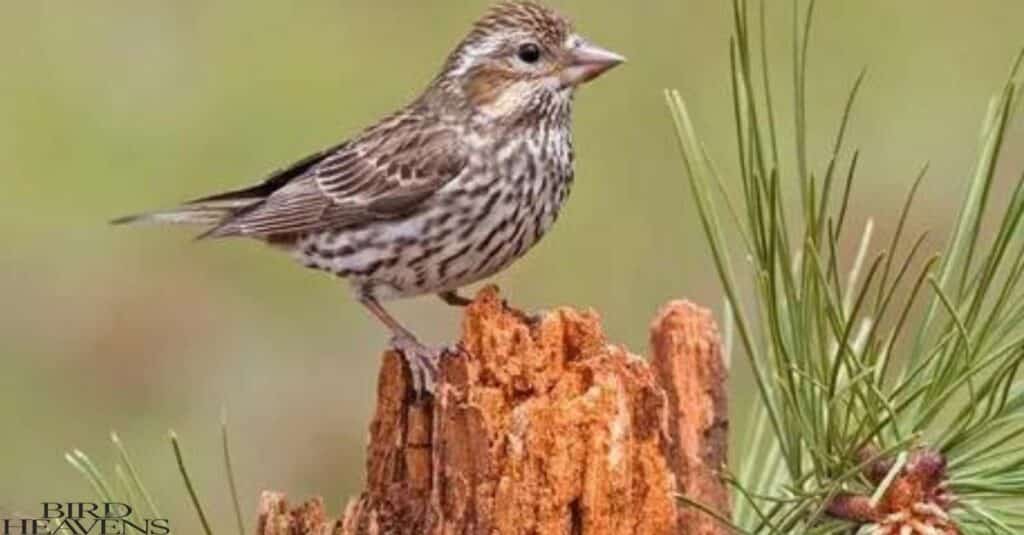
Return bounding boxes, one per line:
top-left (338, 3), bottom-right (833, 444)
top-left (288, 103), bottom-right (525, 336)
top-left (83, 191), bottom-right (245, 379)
top-left (293, 122), bottom-right (575, 300)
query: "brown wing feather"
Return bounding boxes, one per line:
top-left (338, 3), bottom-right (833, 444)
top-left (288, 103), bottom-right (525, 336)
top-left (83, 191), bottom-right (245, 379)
top-left (205, 111), bottom-right (468, 238)
top-left (187, 141), bottom-right (348, 206)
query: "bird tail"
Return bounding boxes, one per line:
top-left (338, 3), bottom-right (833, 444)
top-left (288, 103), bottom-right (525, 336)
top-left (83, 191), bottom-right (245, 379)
top-left (110, 199), bottom-right (260, 238)
top-left (112, 168), bottom-right (308, 238)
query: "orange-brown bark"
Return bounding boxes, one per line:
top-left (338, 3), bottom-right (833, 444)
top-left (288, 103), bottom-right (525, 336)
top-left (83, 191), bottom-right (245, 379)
top-left (650, 301), bottom-right (730, 535)
top-left (259, 287), bottom-right (729, 535)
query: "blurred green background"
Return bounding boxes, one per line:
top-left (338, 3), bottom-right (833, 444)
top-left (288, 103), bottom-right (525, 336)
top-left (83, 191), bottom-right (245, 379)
top-left (2, 0), bottom-right (1023, 529)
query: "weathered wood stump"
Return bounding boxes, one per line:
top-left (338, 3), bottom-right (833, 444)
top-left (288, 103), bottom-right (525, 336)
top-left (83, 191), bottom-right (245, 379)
top-left (257, 287), bottom-right (729, 535)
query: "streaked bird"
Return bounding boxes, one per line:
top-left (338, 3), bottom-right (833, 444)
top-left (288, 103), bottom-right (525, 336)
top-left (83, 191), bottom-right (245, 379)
top-left (114, 1), bottom-right (624, 393)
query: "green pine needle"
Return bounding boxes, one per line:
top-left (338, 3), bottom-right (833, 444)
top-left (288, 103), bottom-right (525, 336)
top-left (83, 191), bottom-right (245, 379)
top-left (169, 430), bottom-right (214, 535)
top-left (669, 0), bottom-right (1024, 532)
top-left (222, 408), bottom-right (247, 535)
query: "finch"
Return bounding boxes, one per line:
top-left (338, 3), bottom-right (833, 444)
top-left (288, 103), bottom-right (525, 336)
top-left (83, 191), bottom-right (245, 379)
top-left (115, 1), bottom-right (624, 393)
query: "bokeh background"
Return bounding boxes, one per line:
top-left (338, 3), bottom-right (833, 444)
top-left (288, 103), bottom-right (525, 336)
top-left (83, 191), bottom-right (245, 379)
top-left (3, 0), bottom-right (1023, 529)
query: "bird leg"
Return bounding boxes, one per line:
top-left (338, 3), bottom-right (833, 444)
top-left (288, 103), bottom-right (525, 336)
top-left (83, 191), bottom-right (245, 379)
top-left (438, 290), bottom-right (473, 307)
top-left (359, 295), bottom-right (445, 395)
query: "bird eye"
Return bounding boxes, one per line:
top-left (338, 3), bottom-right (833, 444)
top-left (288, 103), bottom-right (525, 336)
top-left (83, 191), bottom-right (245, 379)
top-left (517, 43), bottom-right (542, 64)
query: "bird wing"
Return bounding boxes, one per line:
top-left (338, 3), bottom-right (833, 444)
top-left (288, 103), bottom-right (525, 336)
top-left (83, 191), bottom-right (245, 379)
top-left (205, 112), bottom-right (469, 238)
top-left (186, 141), bottom-right (348, 206)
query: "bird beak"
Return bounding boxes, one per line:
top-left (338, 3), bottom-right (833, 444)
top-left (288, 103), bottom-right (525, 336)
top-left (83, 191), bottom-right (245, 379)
top-left (562, 40), bottom-right (626, 87)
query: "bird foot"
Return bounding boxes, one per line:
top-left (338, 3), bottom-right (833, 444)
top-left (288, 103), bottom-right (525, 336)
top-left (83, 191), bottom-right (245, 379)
top-left (438, 290), bottom-right (474, 307)
top-left (389, 336), bottom-right (456, 396)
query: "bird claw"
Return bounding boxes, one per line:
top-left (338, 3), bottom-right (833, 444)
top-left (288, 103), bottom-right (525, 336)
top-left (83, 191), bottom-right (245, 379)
top-left (389, 336), bottom-right (456, 397)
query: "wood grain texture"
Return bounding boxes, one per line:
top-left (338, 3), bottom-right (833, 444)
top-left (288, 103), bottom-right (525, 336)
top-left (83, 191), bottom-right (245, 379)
top-left (650, 301), bottom-right (730, 535)
top-left (258, 287), bottom-right (729, 535)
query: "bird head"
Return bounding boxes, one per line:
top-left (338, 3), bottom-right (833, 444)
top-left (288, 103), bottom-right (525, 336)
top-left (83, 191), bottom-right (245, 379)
top-left (433, 1), bottom-right (625, 121)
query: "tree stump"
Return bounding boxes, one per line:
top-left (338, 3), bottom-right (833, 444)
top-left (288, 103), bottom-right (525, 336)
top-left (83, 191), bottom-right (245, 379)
top-left (256, 287), bottom-right (729, 535)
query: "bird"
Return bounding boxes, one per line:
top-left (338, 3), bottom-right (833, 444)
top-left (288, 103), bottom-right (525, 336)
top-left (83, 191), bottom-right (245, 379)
top-left (114, 1), bottom-right (625, 393)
